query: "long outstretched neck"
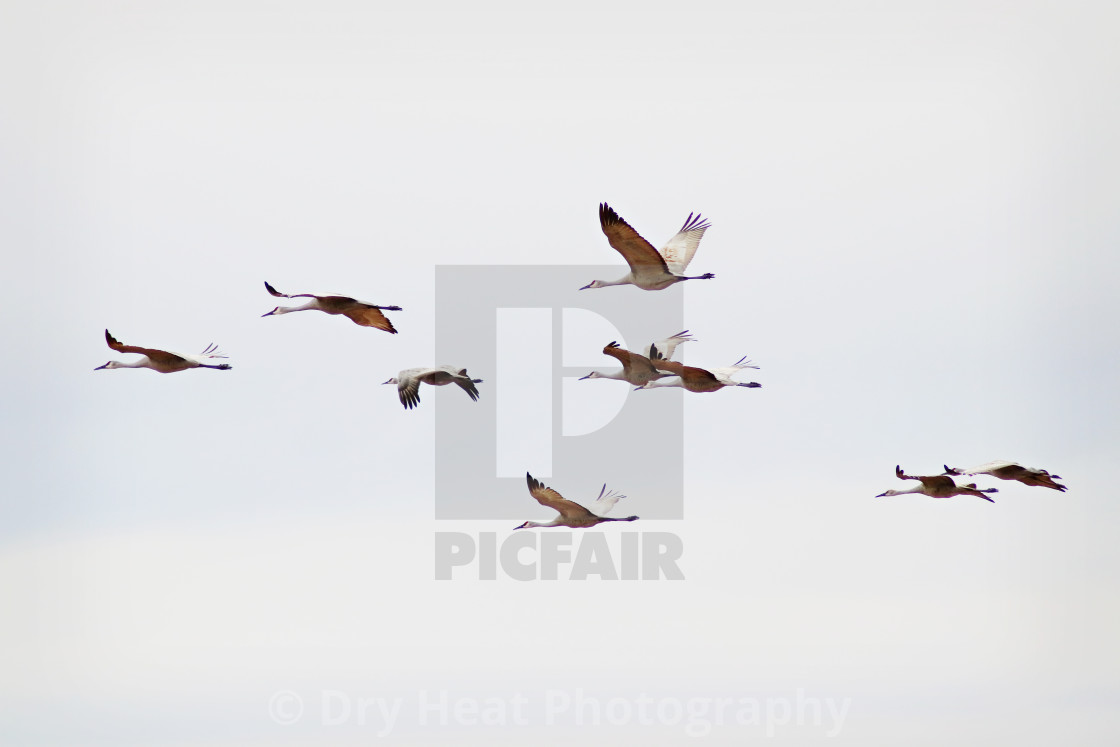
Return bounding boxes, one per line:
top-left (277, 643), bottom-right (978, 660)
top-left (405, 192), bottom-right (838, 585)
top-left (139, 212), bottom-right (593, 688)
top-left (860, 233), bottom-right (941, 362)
top-left (641, 378), bottom-right (681, 389)
top-left (519, 519), bottom-right (563, 529)
top-left (879, 487), bottom-right (924, 497)
top-left (275, 300), bottom-right (321, 314)
top-left (107, 358), bottom-right (153, 370)
top-left (586, 275), bottom-right (633, 289)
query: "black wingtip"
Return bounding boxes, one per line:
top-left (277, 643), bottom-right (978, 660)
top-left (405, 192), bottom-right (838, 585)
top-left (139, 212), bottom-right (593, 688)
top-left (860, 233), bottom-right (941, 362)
top-left (599, 202), bottom-right (621, 226)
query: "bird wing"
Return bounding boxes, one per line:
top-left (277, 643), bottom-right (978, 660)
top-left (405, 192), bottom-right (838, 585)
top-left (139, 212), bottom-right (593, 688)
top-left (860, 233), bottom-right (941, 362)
top-left (453, 372), bottom-right (481, 401)
top-left (896, 466), bottom-right (956, 490)
top-left (649, 357), bottom-right (717, 385)
top-left (710, 356), bottom-right (760, 379)
top-left (658, 212), bottom-right (710, 274)
top-left (264, 281), bottom-right (316, 299)
top-left (952, 460), bottom-right (1017, 476)
top-left (104, 330), bottom-right (188, 366)
top-left (601, 341), bottom-right (656, 378)
top-left (895, 465), bottom-right (917, 481)
top-left (599, 203), bottom-right (671, 275)
top-left (396, 371), bottom-right (422, 409)
top-left (341, 304), bottom-right (398, 333)
top-left (526, 473), bottom-right (598, 521)
top-left (589, 483), bottom-right (625, 517)
top-left (648, 357), bottom-right (686, 376)
top-left (919, 475), bottom-right (957, 491)
top-left (647, 330), bottom-right (693, 361)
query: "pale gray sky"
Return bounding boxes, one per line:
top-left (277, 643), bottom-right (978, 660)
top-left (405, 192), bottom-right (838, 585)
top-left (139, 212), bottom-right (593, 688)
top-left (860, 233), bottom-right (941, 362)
top-left (1, 1), bottom-right (1118, 744)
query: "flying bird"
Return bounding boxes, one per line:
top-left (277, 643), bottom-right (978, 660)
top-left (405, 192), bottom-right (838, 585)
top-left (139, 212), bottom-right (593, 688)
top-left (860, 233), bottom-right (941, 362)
top-left (580, 331), bottom-right (695, 386)
top-left (94, 330), bottom-right (232, 373)
top-left (876, 465), bottom-right (998, 502)
top-left (261, 281), bottom-right (401, 333)
top-left (382, 366), bottom-right (483, 410)
top-left (943, 461), bottom-right (1067, 492)
top-left (638, 351), bottom-right (761, 393)
top-left (580, 203), bottom-right (715, 291)
top-left (516, 473), bottom-right (639, 529)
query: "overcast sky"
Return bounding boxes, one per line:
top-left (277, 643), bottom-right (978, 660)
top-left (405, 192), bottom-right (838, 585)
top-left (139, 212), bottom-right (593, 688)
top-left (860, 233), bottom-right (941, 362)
top-left (1, 1), bottom-right (1118, 744)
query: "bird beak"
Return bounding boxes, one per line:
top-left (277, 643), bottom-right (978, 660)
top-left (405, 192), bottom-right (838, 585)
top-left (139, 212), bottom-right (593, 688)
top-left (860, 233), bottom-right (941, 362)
top-left (381, 379), bottom-right (393, 385)
top-left (578, 282), bottom-right (593, 290)
top-left (94, 363), bottom-right (108, 370)
top-left (261, 308), bottom-right (277, 317)
top-left (875, 492), bottom-right (888, 498)
top-left (579, 374), bottom-right (591, 380)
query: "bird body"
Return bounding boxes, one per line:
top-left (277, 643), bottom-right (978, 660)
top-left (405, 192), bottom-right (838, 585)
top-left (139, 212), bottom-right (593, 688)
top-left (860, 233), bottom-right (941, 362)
top-left (944, 461), bottom-right (1066, 492)
top-left (383, 366), bottom-right (482, 409)
top-left (580, 332), bottom-right (694, 386)
top-left (262, 281), bottom-right (401, 333)
top-left (516, 473), bottom-right (638, 529)
top-left (877, 466), bottom-right (998, 502)
top-left (94, 330), bottom-right (231, 373)
top-left (639, 354), bottom-right (760, 393)
top-left (580, 203), bottom-right (715, 291)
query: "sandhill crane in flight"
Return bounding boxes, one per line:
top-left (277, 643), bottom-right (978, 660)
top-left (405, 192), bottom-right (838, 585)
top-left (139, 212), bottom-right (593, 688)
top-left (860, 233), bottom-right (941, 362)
top-left (638, 352), bottom-right (761, 393)
top-left (876, 466), bottom-right (998, 502)
top-left (516, 473), bottom-right (639, 529)
top-left (580, 203), bottom-right (715, 291)
top-left (261, 281), bottom-right (401, 333)
top-left (579, 331), bottom-right (694, 386)
top-left (94, 330), bottom-right (232, 373)
top-left (943, 461), bottom-right (1067, 492)
top-left (382, 366), bottom-right (483, 410)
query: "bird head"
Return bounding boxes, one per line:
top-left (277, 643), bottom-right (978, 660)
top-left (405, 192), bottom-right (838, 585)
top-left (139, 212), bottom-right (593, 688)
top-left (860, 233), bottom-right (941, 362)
top-left (382, 377), bottom-right (398, 386)
top-left (579, 371), bottom-right (602, 380)
top-left (513, 521), bottom-right (532, 530)
top-left (261, 307), bottom-right (280, 317)
top-left (94, 361), bottom-right (119, 371)
top-left (579, 280), bottom-right (605, 290)
top-left (875, 489), bottom-right (902, 498)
